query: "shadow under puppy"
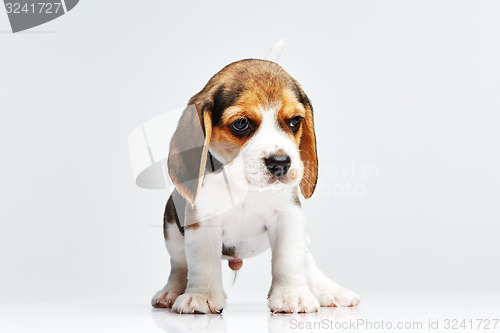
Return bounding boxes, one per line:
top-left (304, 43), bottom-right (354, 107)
top-left (152, 59), bottom-right (360, 314)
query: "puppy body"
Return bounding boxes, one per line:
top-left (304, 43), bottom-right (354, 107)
top-left (152, 59), bottom-right (360, 313)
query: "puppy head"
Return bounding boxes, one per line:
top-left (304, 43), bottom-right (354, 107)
top-left (168, 59), bottom-right (318, 204)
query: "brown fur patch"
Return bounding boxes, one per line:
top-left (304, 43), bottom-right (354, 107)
top-left (163, 195), bottom-right (177, 241)
top-left (184, 222), bottom-right (200, 230)
top-left (298, 105), bottom-right (318, 198)
top-left (276, 89), bottom-right (307, 144)
top-left (164, 195), bottom-right (177, 224)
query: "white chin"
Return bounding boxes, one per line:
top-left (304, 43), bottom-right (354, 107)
top-left (246, 178), bottom-right (297, 191)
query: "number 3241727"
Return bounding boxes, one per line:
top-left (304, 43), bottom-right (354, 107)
top-left (5, 2), bottom-right (63, 14)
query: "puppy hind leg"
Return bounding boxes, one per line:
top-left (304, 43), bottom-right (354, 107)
top-left (151, 201), bottom-right (188, 308)
top-left (305, 235), bottom-right (361, 307)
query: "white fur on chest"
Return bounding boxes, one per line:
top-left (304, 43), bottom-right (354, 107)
top-left (195, 167), bottom-right (297, 259)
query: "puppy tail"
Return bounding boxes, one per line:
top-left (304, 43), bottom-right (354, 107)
top-left (264, 37), bottom-right (287, 62)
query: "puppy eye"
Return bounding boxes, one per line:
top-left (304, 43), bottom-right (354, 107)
top-left (289, 116), bottom-right (302, 132)
top-left (232, 118), bottom-right (249, 131)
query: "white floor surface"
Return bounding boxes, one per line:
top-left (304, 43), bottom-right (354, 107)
top-left (1, 293), bottom-right (499, 333)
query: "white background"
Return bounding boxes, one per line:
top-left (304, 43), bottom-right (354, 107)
top-left (1, 0), bottom-right (499, 309)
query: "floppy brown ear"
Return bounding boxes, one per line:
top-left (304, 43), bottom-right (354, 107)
top-left (167, 103), bottom-right (212, 204)
top-left (298, 95), bottom-right (318, 199)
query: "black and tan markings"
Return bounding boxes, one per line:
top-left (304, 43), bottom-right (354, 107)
top-left (163, 195), bottom-right (240, 258)
top-left (163, 59), bottom-right (318, 241)
top-left (163, 189), bottom-right (187, 237)
top-left (169, 59), bottom-right (318, 201)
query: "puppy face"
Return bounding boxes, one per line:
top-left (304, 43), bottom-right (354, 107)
top-left (212, 89), bottom-right (307, 190)
top-left (168, 59), bottom-right (318, 203)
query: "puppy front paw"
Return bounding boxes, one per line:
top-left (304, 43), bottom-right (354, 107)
top-left (268, 285), bottom-right (320, 313)
top-left (172, 291), bottom-right (226, 314)
top-left (316, 287), bottom-right (360, 307)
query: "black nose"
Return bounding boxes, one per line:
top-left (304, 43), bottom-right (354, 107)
top-left (265, 155), bottom-right (291, 177)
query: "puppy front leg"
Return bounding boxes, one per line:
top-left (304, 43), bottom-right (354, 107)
top-left (266, 208), bottom-right (320, 313)
top-left (172, 210), bottom-right (225, 314)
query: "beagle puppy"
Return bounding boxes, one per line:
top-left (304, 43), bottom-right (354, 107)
top-left (152, 59), bottom-right (360, 314)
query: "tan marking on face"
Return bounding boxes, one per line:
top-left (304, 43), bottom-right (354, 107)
top-left (221, 106), bottom-right (261, 126)
top-left (202, 60), bottom-right (303, 161)
top-left (277, 88), bottom-right (307, 147)
top-left (211, 105), bottom-right (262, 162)
top-left (184, 222), bottom-right (200, 230)
top-left (211, 81), bottom-right (300, 154)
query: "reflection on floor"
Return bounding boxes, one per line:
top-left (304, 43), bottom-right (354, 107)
top-left (152, 303), bottom-right (360, 333)
top-left (1, 293), bottom-right (499, 333)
